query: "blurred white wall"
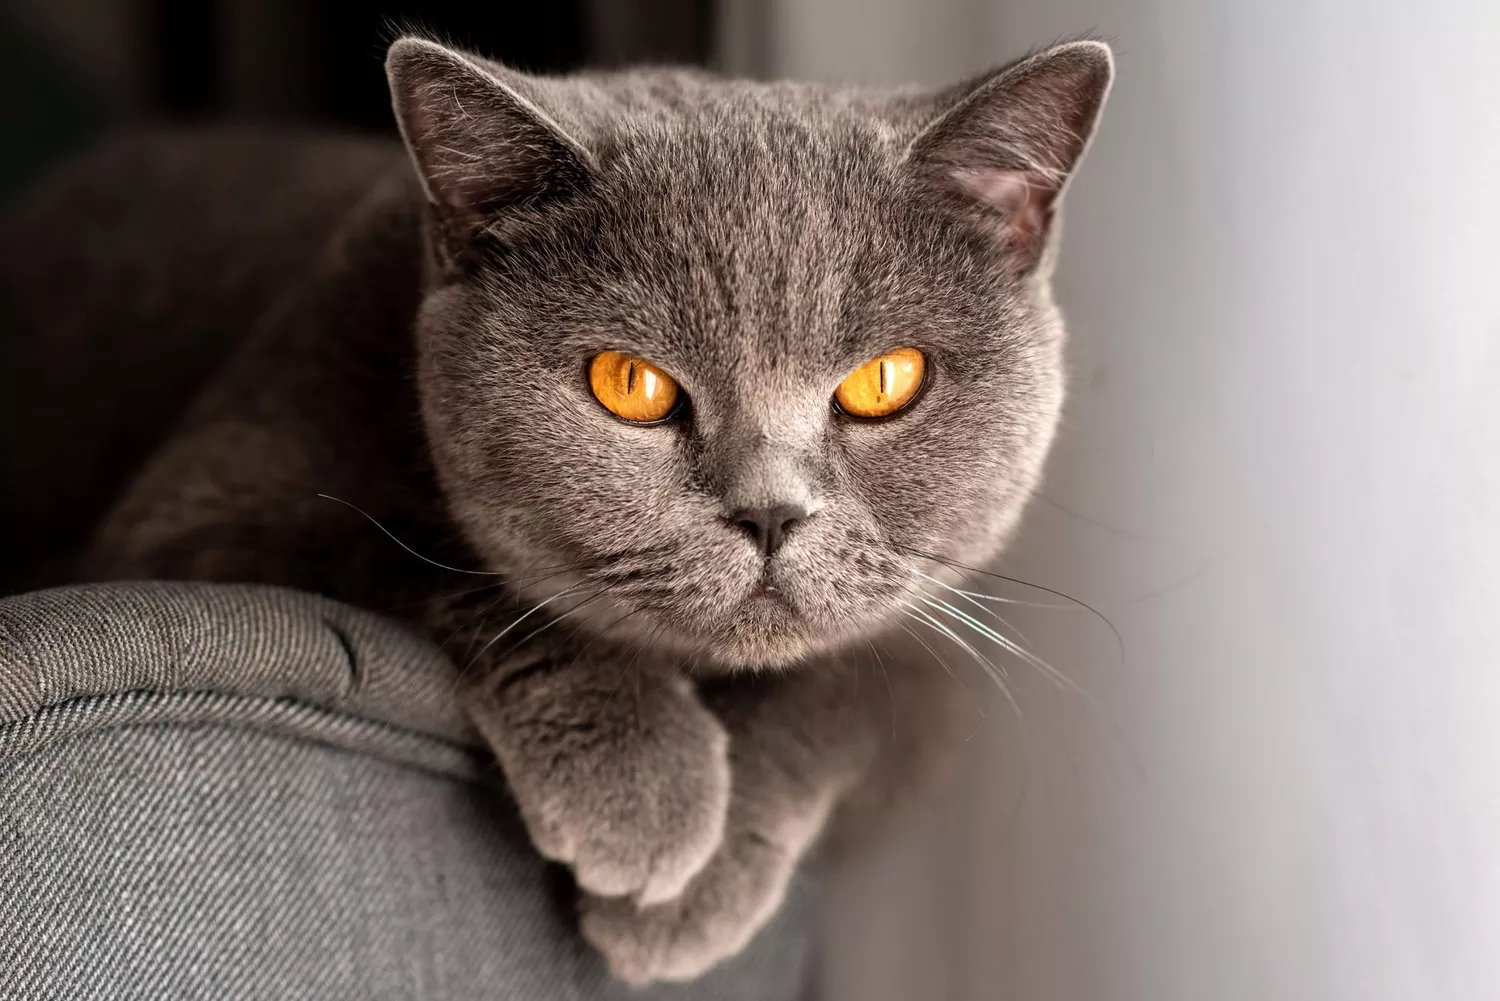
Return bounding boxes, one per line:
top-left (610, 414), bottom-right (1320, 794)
top-left (729, 2), bottom-right (1500, 999)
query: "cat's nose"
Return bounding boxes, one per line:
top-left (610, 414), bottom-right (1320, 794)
top-left (730, 504), bottom-right (808, 558)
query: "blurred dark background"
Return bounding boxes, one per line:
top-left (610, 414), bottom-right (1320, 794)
top-left (0, 0), bottom-right (719, 593)
top-left (1, 0), bottom-right (716, 203)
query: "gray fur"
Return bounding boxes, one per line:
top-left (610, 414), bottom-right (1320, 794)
top-left (12, 37), bottom-right (1111, 984)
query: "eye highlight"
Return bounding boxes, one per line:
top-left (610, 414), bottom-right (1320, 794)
top-left (833, 348), bottom-right (926, 419)
top-left (589, 351), bottom-right (682, 423)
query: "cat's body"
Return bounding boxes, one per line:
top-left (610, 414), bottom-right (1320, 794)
top-left (4, 41), bottom-right (1112, 984)
top-left (0, 133), bottom-right (411, 593)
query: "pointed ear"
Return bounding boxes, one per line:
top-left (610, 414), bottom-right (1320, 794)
top-left (907, 41), bottom-right (1113, 268)
top-left (385, 37), bottom-right (593, 252)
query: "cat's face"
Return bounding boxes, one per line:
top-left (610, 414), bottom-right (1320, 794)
top-left (390, 39), bottom-right (1111, 668)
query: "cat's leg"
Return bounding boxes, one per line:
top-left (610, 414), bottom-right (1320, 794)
top-left (578, 664), bottom-right (878, 984)
top-left (466, 653), bottom-right (732, 906)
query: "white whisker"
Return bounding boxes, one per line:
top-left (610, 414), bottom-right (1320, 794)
top-left (916, 570), bottom-right (1038, 646)
top-left (952, 585), bottom-right (1069, 610)
top-left (893, 619), bottom-right (985, 720)
top-left (493, 586), bottom-right (617, 662)
top-left (317, 493), bottom-right (501, 576)
top-left (468, 584), bottom-right (593, 666)
top-left (917, 592), bottom-right (1086, 698)
top-left (900, 602), bottom-right (1022, 719)
top-left (864, 637), bottom-right (898, 737)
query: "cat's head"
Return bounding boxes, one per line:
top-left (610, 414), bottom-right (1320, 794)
top-left (387, 37), bottom-right (1111, 668)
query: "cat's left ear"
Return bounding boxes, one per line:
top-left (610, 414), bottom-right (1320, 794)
top-left (907, 41), bottom-right (1113, 269)
top-left (386, 37), bottom-right (593, 254)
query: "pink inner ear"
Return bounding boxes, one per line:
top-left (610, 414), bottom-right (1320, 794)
top-left (951, 168), bottom-right (1056, 248)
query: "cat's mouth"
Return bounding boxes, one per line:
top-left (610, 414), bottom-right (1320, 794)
top-left (720, 570), bottom-right (799, 616)
top-left (673, 568), bottom-right (855, 668)
top-left (526, 533), bottom-right (885, 668)
top-left (750, 577), bottom-right (784, 599)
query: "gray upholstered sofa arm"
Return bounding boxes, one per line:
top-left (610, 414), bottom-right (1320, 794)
top-left (0, 582), bottom-right (815, 1000)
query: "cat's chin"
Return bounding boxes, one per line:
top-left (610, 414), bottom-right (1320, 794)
top-left (692, 630), bottom-right (822, 671)
top-left (668, 590), bottom-right (870, 671)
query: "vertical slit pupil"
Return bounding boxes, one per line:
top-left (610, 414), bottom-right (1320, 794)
top-left (626, 360), bottom-right (636, 394)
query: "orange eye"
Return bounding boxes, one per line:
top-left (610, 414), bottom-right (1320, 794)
top-left (834, 348), bottom-right (926, 418)
top-left (589, 351), bottom-right (681, 423)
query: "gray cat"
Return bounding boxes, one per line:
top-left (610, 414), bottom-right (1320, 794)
top-left (14, 36), bottom-right (1111, 983)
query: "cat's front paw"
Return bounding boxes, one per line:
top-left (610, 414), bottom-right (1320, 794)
top-left (472, 673), bottom-right (731, 905)
top-left (579, 832), bottom-right (799, 985)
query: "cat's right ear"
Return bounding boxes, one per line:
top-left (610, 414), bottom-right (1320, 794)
top-left (386, 38), bottom-right (593, 253)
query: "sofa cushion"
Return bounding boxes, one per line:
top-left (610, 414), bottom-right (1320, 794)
top-left (0, 582), bottom-right (816, 1000)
